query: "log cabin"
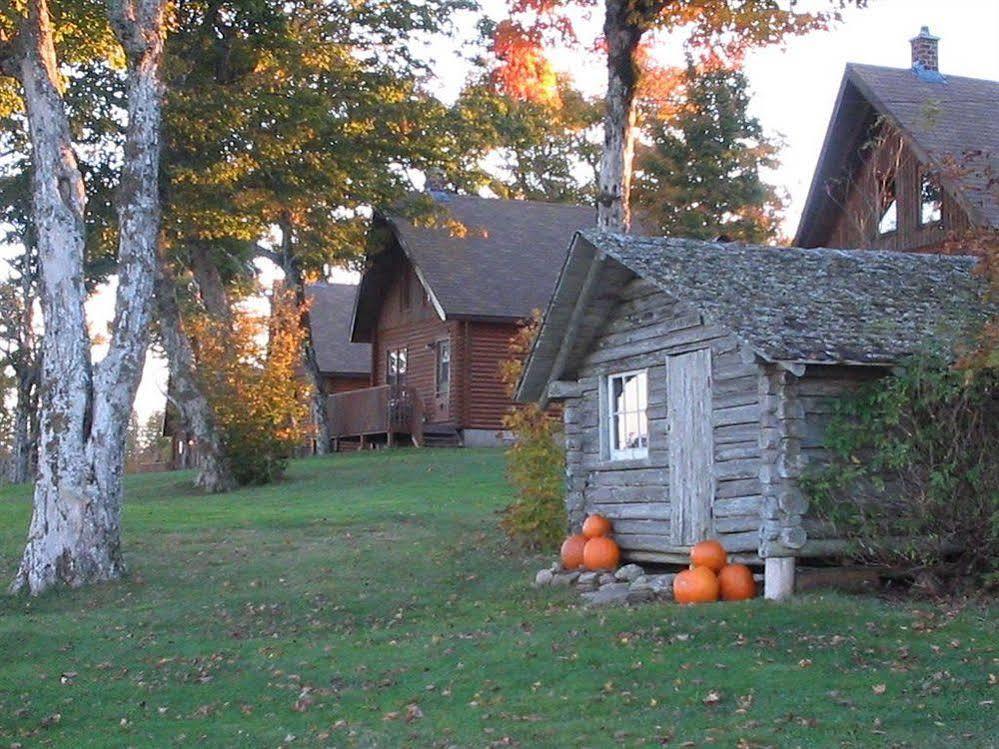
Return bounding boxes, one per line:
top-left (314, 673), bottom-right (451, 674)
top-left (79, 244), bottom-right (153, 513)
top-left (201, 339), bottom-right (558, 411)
top-left (794, 28), bottom-right (999, 252)
top-left (306, 282), bottom-right (371, 394)
top-left (517, 230), bottom-right (992, 598)
top-left (328, 193), bottom-right (594, 449)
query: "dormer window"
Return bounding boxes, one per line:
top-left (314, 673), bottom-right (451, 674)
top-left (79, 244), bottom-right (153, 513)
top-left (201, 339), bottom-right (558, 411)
top-left (877, 170), bottom-right (897, 236)
top-left (920, 173), bottom-right (942, 226)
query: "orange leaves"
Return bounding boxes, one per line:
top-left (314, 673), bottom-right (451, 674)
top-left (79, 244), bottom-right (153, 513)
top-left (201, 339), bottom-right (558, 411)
top-left (491, 21), bottom-right (561, 107)
top-left (188, 288), bottom-right (312, 485)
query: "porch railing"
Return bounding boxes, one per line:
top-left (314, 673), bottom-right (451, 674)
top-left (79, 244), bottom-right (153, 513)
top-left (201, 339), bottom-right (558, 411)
top-left (327, 384), bottom-right (424, 445)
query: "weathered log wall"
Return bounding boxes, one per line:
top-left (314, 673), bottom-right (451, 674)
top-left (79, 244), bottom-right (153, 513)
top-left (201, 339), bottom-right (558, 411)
top-left (562, 278), bottom-right (764, 564)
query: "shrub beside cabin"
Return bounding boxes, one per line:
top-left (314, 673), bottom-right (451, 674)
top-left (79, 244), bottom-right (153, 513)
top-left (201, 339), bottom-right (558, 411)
top-left (516, 231), bottom-right (992, 598)
top-left (328, 194), bottom-right (593, 450)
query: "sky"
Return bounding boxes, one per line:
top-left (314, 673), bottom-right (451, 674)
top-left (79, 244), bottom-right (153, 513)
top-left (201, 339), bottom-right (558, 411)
top-left (42, 0), bottom-right (999, 420)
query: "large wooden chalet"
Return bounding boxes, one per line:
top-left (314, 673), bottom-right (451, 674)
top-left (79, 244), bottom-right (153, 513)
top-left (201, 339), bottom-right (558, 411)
top-left (795, 28), bottom-right (999, 251)
top-left (326, 193), bottom-right (594, 449)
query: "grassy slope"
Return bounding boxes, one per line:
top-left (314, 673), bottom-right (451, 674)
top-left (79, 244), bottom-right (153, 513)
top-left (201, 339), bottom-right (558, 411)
top-left (0, 449), bottom-right (994, 748)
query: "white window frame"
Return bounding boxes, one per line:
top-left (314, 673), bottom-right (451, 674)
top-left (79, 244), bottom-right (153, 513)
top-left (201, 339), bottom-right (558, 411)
top-left (605, 369), bottom-right (649, 461)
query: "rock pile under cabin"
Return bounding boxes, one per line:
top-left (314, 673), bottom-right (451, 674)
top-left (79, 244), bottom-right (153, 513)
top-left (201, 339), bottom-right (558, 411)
top-left (517, 230), bottom-right (994, 601)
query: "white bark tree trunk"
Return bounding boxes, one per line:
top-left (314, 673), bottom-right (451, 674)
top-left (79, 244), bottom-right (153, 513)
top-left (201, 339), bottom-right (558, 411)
top-left (9, 0), bottom-right (167, 595)
top-left (596, 0), bottom-right (647, 234)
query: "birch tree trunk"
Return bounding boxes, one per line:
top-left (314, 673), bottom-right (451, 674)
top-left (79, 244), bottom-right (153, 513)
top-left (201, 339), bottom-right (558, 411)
top-left (9, 0), bottom-right (167, 595)
top-left (596, 0), bottom-right (646, 233)
top-left (154, 258), bottom-right (236, 492)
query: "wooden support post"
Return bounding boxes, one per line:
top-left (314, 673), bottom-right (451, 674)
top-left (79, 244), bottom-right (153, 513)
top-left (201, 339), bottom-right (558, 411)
top-left (764, 557), bottom-right (795, 600)
top-left (387, 430), bottom-right (395, 448)
top-left (360, 435), bottom-right (366, 450)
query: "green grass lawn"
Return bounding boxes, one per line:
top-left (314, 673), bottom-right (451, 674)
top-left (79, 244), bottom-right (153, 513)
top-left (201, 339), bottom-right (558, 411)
top-left (0, 449), bottom-right (995, 748)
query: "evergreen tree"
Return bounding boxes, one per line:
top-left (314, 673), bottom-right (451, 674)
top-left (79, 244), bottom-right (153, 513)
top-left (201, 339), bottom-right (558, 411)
top-left (633, 64), bottom-right (785, 242)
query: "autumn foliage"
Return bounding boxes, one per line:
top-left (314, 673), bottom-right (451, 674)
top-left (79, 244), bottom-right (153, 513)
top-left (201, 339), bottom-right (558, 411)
top-left (499, 311), bottom-right (566, 548)
top-left (190, 289), bottom-right (312, 486)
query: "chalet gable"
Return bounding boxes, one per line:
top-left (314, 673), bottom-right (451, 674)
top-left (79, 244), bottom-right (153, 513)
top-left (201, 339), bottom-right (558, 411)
top-left (518, 231), bottom-right (992, 404)
top-left (794, 49), bottom-right (999, 249)
top-left (350, 194), bottom-right (595, 342)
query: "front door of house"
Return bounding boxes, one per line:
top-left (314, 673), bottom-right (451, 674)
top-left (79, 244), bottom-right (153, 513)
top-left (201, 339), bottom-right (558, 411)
top-left (432, 338), bottom-right (451, 422)
top-left (667, 348), bottom-right (714, 545)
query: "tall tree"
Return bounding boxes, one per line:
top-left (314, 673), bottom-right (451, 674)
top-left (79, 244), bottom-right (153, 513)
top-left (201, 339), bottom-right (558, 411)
top-left (632, 62), bottom-right (784, 242)
top-left (1, 0), bottom-right (168, 594)
top-left (158, 0), bottom-right (472, 459)
top-left (498, 0), bottom-right (865, 232)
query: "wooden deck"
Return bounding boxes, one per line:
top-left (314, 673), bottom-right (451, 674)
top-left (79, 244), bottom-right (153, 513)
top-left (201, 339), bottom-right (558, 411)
top-left (327, 384), bottom-right (425, 450)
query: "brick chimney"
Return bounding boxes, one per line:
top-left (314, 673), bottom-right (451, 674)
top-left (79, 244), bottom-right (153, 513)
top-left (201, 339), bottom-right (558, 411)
top-left (910, 26), bottom-right (940, 72)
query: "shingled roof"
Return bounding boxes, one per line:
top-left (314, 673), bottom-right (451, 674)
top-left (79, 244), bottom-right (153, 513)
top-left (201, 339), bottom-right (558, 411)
top-left (306, 283), bottom-right (371, 376)
top-left (352, 194), bottom-right (595, 340)
top-left (795, 63), bottom-right (999, 246)
top-left (519, 231), bottom-right (993, 402)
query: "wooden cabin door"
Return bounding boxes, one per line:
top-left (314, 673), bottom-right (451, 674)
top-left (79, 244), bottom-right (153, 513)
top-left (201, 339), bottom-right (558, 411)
top-left (667, 348), bottom-right (714, 545)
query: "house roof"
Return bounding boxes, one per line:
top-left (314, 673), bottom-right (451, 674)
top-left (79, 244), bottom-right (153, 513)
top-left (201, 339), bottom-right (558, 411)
top-left (351, 194), bottom-right (595, 340)
top-left (306, 283), bottom-right (371, 377)
top-left (795, 63), bottom-right (999, 247)
top-left (518, 230), bottom-right (993, 402)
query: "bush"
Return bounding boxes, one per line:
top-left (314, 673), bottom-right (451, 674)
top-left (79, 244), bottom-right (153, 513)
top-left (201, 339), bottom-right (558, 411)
top-left (499, 311), bottom-right (566, 549)
top-left (802, 356), bottom-right (998, 586)
top-left (191, 289), bottom-right (312, 486)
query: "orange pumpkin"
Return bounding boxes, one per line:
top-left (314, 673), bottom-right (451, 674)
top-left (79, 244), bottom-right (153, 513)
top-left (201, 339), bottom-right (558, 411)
top-left (582, 514), bottom-right (613, 538)
top-left (673, 566), bottom-right (720, 604)
top-left (717, 563), bottom-right (757, 601)
top-left (560, 534), bottom-right (588, 570)
top-left (690, 539), bottom-right (727, 573)
top-left (582, 536), bottom-right (621, 571)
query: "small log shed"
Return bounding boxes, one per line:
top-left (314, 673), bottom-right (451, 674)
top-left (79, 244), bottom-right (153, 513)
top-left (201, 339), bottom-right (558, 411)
top-left (517, 230), bottom-right (992, 599)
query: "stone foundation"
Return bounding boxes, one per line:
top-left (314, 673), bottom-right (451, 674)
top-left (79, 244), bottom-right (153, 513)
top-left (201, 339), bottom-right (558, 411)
top-left (534, 562), bottom-right (675, 607)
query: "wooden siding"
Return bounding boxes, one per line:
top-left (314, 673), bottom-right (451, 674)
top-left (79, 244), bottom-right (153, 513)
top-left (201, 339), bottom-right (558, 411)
top-left (563, 277), bottom-right (764, 563)
top-left (372, 264), bottom-right (458, 426)
top-left (321, 375), bottom-right (370, 395)
top-left (825, 128), bottom-right (970, 251)
top-left (368, 257), bottom-right (520, 433)
top-left (466, 321), bottom-right (519, 432)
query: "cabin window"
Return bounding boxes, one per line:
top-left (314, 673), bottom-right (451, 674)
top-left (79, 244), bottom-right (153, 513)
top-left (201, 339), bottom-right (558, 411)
top-left (386, 347), bottom-right (407, 387)
top-left (920, 173), bottom-right (943, 226)
top-left (435, 339), bottom-right (451, 396)
top-left (877, 171), bottom-right (897, 235)
top-left (606, 370), bottom-right (649, 461)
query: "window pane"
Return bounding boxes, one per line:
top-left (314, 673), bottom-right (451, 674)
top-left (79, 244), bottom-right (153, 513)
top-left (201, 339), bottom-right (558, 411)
top-left (637, 409), bottom-right (649, 448)
top-left (921, 176), bottom-right (942, 225)
top-left (878, 199), bottom-right (897, 235)
top-left (397, 349), bottom-right (407, 374)
top-left (614, 411), bottom-right (626, 451)
top-left (612, 377), bottom-right (626, 417)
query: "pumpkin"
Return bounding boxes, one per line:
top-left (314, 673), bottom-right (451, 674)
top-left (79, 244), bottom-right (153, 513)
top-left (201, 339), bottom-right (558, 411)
top-left (582, 536), bottom-right (621, 571)
top-left (560, 534), bottom-right (588, 570)
top-left (582, 514), bottom-right (613, 538)
top-left (690, 539), bottom-right (727, 573)
top-left (717, 563), bottom-right (757, 601)
top-left (673, 566), bottom-right (720, 604)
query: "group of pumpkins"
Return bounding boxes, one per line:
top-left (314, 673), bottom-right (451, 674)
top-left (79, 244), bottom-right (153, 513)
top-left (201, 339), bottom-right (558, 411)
top-left (559, 514), bottom-right (622, 571)
top-left (559, 515), bottom-right (757, 604)
top-left (674, 539), bottom-right (756, 604)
